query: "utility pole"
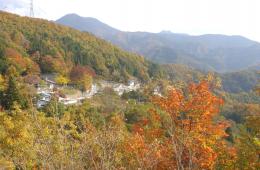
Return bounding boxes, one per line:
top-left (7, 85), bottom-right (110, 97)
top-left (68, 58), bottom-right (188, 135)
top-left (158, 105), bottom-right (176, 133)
top-left (30, 0), bottom-right (34, 17)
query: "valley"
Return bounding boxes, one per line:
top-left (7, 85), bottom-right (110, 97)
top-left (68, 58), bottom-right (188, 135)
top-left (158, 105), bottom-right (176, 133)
top-left (0, 10), bottom-right (259, 170)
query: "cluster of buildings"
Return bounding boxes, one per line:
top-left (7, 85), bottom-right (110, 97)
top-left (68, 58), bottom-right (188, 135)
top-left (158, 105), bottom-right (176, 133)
top-left (99, 80), bottom-right (141, 95)
top-left (36, 75), bottom-right (141, 108)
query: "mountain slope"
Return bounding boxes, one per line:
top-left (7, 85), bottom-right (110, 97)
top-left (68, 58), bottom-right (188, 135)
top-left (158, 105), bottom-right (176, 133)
top-left (0, 11), bottom-right (160, 82)
top-left (0, 12), bottom-right (258, 94)
top-left (56, 14), bottom-right (120, 38)
top-left (56, 14), bottom-right (260, 72)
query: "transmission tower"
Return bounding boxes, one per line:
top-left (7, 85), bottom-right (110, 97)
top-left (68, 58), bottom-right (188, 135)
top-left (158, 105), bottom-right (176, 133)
top-left (30, 0), bottom-right (34, 17)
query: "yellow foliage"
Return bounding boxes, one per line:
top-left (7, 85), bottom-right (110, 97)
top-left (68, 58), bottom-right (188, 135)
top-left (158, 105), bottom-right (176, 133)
top-left (55, 74), bottom-right (69, 85)
top-left (0, 74), bottom-right (5, 90)
top-left (0, 158), bottom-right (15, 170)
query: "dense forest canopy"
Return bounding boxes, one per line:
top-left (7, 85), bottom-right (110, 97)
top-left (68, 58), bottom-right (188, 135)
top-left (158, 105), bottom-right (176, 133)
top-left (0, 11), bottom-right (163, 82)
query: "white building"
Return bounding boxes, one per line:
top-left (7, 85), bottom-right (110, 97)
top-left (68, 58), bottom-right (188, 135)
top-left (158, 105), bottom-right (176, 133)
top-left (36, 77), bottom-right (141, 108)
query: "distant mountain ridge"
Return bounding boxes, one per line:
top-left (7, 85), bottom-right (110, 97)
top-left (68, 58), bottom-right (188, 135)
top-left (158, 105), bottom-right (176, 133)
top-left (56, 14), bottom-right (260, 72)
top-left (57, 14), bottom-right (120, 38)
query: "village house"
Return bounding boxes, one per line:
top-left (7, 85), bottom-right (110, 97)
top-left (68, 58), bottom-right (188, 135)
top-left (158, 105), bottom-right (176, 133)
top-left (36, 75), bottom-right (141, 108)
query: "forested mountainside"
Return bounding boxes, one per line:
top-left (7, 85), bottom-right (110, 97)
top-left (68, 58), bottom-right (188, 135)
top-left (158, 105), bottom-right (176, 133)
top-left (0, 11), bottom-right (161, 82)
top-left (57, 14), bottom-right (260, 72)
top-left (1, 11), bottom-right (258, 93)
top-left (0, 11), bottom-right (259, 169)
top-left (221, 68), bottom-right (260, 93)
top-left (162, 64), bottom-right (260, 94)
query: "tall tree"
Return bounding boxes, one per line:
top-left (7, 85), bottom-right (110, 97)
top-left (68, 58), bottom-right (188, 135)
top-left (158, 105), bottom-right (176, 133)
top-left (69, 65), bottom-right (94, 91)
top-left (2, 76), bottom-right (21, 110)
top-left (151, 81), bottom-right (231, 169)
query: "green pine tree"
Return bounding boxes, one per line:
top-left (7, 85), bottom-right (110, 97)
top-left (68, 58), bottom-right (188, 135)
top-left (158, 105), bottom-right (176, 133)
top-left (3, 76), bottom-right (21, 110)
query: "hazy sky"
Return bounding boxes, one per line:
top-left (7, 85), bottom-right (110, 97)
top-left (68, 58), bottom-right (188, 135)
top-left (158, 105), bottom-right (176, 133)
top-left (1, 0), bottom-right (260, 41)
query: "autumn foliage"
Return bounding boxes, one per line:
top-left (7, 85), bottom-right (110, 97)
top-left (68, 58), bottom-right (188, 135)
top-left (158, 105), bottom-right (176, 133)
top-left (0, 12), bottom-right (259, 169)
top-left (5, 48), bottom-right (40, 75)
top-left (69, 65), bottom-right (95, 91)
top-left (123, 81), bottom-right (234, 169)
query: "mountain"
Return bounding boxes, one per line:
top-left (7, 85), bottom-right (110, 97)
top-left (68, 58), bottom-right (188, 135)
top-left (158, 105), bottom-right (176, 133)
top-left (56, 14), bottom-right (260, 72)
top-left (56, 14), bottom-right (120, 38)
top-left (0, 11), bottom-right (161, 82)
top-left (0, 11), bottom-right (258, 94)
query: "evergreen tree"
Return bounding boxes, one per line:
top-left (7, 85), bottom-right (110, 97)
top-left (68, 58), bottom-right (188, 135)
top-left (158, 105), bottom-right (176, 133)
top-left (3, 76), bottom-right (21, 110)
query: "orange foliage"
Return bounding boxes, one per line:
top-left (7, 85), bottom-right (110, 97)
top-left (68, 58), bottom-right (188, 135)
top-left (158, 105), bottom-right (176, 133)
top-left (5, 48), bottom-right (40, 75)
top-left (123, 133), bottom-right (165, 169)
top-left (40, 55), bottom-right (67, 74)
top-left (70, 65), bottom-right (96, 79)
top-left (126, 81), bottom-right (232, 169)
top-left (151, 81), bottom-right (230, 169)
top-left (215, 141), bottom-right (237, 169)
top-left (5, 48), bottom-right (27, 71)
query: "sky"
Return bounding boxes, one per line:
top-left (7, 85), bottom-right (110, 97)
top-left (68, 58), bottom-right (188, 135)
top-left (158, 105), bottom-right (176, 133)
top-left (1, 0), bottom-right (260, 42)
